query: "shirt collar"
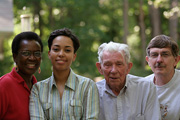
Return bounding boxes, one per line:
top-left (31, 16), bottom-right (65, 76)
top-left (11, 67), bottom-right (37, 84)
top-left (105, 75), bottom-right (128, 97)
top-left (49, 69), bottom-right (76, 91)
top-left (65, 69), bottom-right (76, 91)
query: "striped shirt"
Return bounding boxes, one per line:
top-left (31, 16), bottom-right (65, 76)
top-left (29, 70), bottom-right (99, 120)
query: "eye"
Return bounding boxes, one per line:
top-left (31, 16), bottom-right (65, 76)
top-left (65, 49), bottom-right (71, 52)
top-left (104, 63), bottom-right (111, 66)
top-left (52, 48), bottom-right (59, 52)
top-left (161, 53), bottom-right (171, 57)
top-left (34, 51), bottom-right (41, 57)
top-left (21, 51), bottom-right (30, 56)
top-left (150, 53), bottom-right (158, 58)
top-left (117, 63), bottom-right (123, 66)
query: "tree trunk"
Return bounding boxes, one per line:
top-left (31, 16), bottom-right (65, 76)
top-left (139, 0), bottom-right (146, 69)
top-left (149, 2), bottom-right (161, 37)
top-left (123, 0), bottom-right (128, 44)
top-left (169, 0), bottom-right (178, 42)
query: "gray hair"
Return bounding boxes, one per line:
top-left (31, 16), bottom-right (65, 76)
top-left (97, 41), bottom-right (131, 64)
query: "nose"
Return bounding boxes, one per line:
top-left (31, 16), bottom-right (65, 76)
top-left (111, 65), bottom-right (118, 73)
top-left (29, 53), bottom-right (36, 60)
top-left (156, 54), bottom-right (163, 62)
top-left (58, 50), bottom-right (65, 57)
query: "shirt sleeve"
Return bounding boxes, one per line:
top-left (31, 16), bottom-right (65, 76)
top-left (82, 80), bottom-right (100, 120)
top-left (29, 84), bottom-right (47, 120)
top-left (0, 84), bottom-right (8, 119)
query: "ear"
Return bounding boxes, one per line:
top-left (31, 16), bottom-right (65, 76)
top-left (13, 53), bottom-right (17, 63)
top-left (72, 53), bottom-right (77, 62)
top-left (48, 51), bottom-right (51, 59)
top-left (96, 62), bottom-right (103, 75)
top-left (127, 62), bottom-right (133, 73)
top-left (145, 56), bottom-right (149, 63)
top-left (174, 55), bottom-right (180, 67)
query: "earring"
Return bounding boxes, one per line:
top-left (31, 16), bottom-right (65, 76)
top-left (15, 65), bottom-right (19, 72)
top-left (38, 67), bottom-right (41, 74)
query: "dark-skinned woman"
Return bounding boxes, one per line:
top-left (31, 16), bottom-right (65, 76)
top-left (0, 31), bottom-right (43, 120)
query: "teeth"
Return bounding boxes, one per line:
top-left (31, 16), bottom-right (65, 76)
top-left (27, 64), bottom-right (35, 67)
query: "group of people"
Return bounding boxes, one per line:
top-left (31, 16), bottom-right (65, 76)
top-left (0, 28), bottom-right (180, 120)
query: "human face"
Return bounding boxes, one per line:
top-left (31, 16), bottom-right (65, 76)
top-left (96, 51), bottom-right (132, 91)
top-left (48, 36), bottom-right (76, 72)
top-left (146, 47), bottom-right (180, 77)
top-left (13, 40), bottom-right (42, 77)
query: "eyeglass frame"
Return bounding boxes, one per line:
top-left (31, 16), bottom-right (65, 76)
top-left (19, 50), bottom-right (42, 58)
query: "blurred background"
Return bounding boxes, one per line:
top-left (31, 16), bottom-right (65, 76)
top-left (0, 0), bottom-right (180, 81)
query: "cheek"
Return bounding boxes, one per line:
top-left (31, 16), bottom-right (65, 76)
top-left (147, 59), bottom-right (155, 66)
top-left (37, 58), bottom-right (42, 64)
top-left (102, 69), bottom-right (111, 76)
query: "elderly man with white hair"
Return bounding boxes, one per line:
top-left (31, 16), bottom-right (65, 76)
top-left (96, 41), bottom-right (161, 120)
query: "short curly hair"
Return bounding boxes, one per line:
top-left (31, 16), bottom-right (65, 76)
top-left (11, 31), bottom-right (43, 55)
top-left (48, 28), bottom-right (80, 53)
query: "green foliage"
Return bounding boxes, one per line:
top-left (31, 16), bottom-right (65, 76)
top-left (1, 0), bottom-right (179, 80)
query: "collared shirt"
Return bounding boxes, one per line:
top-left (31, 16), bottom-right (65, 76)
top-left (29, 69), bottom-right (99, 120)
top-left (0, 67), bottom-right (37, 120)
top-left (96, 74), bottom-right (161, 120)
top-left (146, 69), bottom-right (180, 120)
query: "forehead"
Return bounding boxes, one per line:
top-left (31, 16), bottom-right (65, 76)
top-left (52, 36), bottom-right (73, 46)
top-left (102, 51), bottom-right (124, 62)
top-left (19, 39), bottom-right (41, 50)
top-left (149, 47), bottom-right (172, 53)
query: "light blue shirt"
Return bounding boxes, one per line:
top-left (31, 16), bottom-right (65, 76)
top-left (29, 69), bottom-right (99, 120)
top-left (96, 74), bottom-right (161, 120)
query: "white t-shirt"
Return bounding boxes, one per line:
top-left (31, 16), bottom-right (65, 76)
top-left (146, 69), bottom-right (180, 120)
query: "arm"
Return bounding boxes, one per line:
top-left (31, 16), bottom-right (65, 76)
top-left (0, 85), bottom-right (8, 119)
top-left (29, 84), bottom-right (46, 120)
top-left (82, 81), bottom-right (100, 120)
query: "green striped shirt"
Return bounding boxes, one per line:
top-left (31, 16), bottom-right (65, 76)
top-left (29, 70), bottom-right (99, 120)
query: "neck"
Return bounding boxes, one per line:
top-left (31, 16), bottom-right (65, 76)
top-left (53, 68), bottom-right (70, 84)
top-left (53, 69), bottom-right (71, 98)
top-left (18, 72), bottom-right (33, 90)
top-left (154, 70), bottom-right (175, 86)
top-left (110, 84), bottom-right (125, 96)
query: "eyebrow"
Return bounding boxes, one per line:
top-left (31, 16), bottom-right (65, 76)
top-left (52, 45), bottom-right (73, 48)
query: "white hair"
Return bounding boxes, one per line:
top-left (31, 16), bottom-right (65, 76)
top-left (97, 41), bottom-right (131, 64)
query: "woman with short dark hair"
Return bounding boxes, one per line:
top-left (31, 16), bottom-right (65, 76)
top-left (0, 31), bottom-right (43, 120)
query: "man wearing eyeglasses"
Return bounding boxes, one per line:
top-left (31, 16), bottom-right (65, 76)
top-left (145, 35), bottom-right (180, 120)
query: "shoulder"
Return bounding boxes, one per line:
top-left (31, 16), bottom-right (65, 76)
top-left (0, 72), bottom-right (15, 89)
top-left (175, 69), bottom-right (180, 76)
top-left (127, 74), bottom-right (143, 80)
top-left (127, 74), bottom-right (154, 88)
top-left (96, 79), bottom-right (106, 94)
top-left (96, 79), bottom-right (105, 87)
top-left (144, 74), bottom-right (154, 79)
top-left (33, 77), bottom-right (51, 89)
top-left (75, 73), bottom-right (96, 86)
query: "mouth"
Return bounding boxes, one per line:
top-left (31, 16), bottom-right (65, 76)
top-left (27, 63), bottom-right (36, 68)
top-left (154, 63), bottom-right (165, 68)
top-left (109, 77), bottom-right (119, 80)
top-left (56, 59), bottom-right (66, 64)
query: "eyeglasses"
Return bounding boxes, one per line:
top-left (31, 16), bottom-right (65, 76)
top-left (149, 52), bottom-right (172, 58)
top-left (19, 51), bottom-right (42, 58)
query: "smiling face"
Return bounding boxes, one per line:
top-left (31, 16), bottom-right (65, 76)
top-left (96, 51), bottom-right (132, 93)
top-left (13, 39), bottom-right (42, 77)
top-left (146, 47), bottom-right (180, 77)
top-left (48, 36), bottom-right (76, 73)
